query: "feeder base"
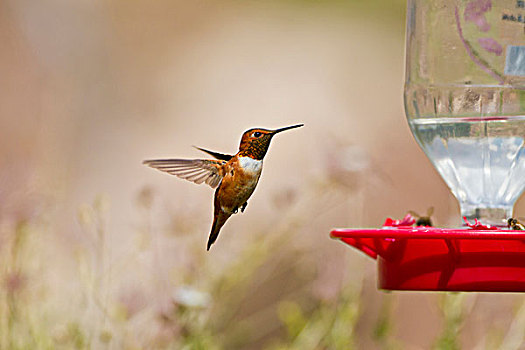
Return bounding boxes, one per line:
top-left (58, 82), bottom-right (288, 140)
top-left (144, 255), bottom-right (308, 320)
top-left (331, 227), bottom-right (525, 292)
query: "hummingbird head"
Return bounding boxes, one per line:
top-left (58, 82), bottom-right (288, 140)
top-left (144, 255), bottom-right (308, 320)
top-left (238, 124), bottom-right (304, 160)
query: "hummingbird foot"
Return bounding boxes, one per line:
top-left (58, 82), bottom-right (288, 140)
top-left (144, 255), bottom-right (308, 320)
top-left (231, 202), bottom-right (248, 214)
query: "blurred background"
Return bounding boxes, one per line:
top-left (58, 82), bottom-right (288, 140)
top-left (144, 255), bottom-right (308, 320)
top-left (2, 0), bottom-right (525, 349)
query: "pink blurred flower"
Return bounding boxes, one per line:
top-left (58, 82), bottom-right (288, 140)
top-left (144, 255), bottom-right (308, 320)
top-left (4, 272), bottom-right (25, 294)
top-left (478, 37), bottom-right (503, 56)
top-left (464, 0), bottom-right (492, 32)
top-left (383, 213), bottom-right (416, 227)
top-left (463, 217), bottom-right (498, 230)
top-left (118, 288), bottom-right (147, 319)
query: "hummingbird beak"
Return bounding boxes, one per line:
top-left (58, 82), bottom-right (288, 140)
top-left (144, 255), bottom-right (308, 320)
top-left (271, 124), bottom-right (304, 135)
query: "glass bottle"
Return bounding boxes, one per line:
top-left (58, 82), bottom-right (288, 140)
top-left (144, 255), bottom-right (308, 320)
top-left (405, 0), bottom-right (525, 226)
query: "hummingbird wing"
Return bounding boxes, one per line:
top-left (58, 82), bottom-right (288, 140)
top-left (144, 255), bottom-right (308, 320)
top-left (143, 159), bottom-right (225, 188)
top-left (193, 146), bottom-right (233, 161)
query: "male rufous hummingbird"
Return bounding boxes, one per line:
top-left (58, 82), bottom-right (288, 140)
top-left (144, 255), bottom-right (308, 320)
top-left (143, 124), bottom-right (303, 250)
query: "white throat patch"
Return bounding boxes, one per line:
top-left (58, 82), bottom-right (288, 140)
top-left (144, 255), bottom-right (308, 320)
top-left (238, 156), bottom-right (263, 173)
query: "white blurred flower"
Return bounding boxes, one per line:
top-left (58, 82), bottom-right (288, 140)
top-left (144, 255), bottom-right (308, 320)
top-left (325, 142), bottom-right (371, 189)
top-left (172, 286), bottom-right (211, 308)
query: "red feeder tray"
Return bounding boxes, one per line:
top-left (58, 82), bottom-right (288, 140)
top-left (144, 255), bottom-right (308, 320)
top-left (330, 225), bottom-right (525, 292)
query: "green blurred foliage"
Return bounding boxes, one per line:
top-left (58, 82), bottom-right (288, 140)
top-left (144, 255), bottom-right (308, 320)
top-left (433, 293), bottom-right (466, 350)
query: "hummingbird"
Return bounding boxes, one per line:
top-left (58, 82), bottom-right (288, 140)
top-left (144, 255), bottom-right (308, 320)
top-left (143, 124), bottom-right (303, 250)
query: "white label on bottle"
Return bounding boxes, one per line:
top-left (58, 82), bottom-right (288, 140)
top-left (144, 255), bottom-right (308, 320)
top-left (504, 45), bottom-right (525, 76)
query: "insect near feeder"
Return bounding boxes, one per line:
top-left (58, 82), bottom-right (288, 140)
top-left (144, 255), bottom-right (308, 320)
top-left (331, 0), bottom-right (525, 292)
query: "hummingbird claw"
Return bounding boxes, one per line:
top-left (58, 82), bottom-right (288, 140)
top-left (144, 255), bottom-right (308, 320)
top-left (230, 202), bottom-right (248, 215)
top-left (241, 202), bottom-right (248, 213)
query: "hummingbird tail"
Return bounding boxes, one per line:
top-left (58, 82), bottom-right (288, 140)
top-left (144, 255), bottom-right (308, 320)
top-left (207, 210), bottom-right (231, 251)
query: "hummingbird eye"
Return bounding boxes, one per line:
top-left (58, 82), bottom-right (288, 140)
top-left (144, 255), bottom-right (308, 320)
top-left (252, 131), bottom-right (262, 137)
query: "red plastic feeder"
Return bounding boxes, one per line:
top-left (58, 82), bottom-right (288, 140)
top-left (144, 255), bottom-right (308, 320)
top-left (331, 219), bottom-right (525, 292)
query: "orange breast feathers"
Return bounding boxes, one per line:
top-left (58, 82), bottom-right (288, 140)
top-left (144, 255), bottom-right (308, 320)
top-left (216, 156), bottom-right (262, 213)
